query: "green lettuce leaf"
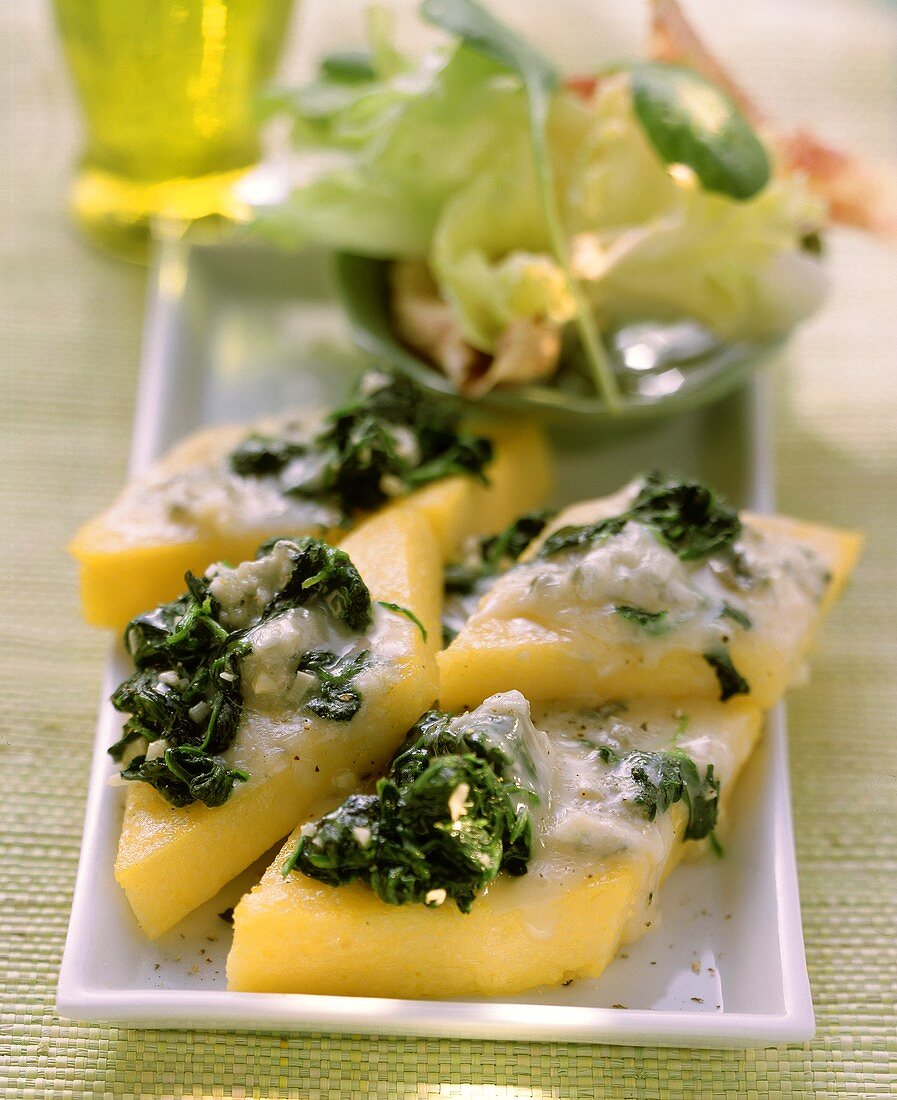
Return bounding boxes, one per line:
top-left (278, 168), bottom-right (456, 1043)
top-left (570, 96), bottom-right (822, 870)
top-left (260, 7), bottom-right (825, 366)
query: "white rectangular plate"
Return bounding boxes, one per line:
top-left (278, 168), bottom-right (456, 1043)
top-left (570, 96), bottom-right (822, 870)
top-left (57, 237), bottom-right (814, 1047)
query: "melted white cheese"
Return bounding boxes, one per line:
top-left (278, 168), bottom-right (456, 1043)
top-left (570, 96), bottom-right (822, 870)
top-left (474, 694), bottom-right (748, 943)
top-left (199, 544), bottom-right (410, 785)
top-left (476, 517), bottom-right (829, 668)
top-left (222, 600), bottom-right (407, 784)
top-left (99, 416), bottom-right (341, 544)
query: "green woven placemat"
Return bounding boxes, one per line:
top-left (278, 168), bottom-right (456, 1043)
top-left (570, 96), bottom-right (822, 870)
top-left (2, 1), bottom-right (895, 1097)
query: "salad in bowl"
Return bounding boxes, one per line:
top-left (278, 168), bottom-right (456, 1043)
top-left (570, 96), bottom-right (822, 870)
top-left (254, 0), bottom-right (881, 420)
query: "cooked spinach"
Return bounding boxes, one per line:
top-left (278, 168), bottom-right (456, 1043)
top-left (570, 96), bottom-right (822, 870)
top-left (615, 605), bottom-right (670, 635)
top-left (538, 473), bottom-right (741, 563)
top-left (110, 572), bottom-right (251, 808)
top-left (109, 537), bottom-right (374, 807)
top-left (228, 370), bottom-right (493, 517)
top-left (627, 473), bottom-right (742, 560)
top-left (538, 515), bottom-right (628, 559)
top-left (283, 705), bottom-right (541, 912)
top-left (121, 746), bottom-right (249, 809)
top-left (602, 746), bottom-right (720, 840)
top-left (261, 538), bottom-right (372, 632)
top-left (296, 648), bottom-right (370, 722)
top-left (228, 433), bottom-right (308, 478)
top-left (703, 646), bottom-right (750, 701)
top-left (445, 509), bottom-right (556, 594)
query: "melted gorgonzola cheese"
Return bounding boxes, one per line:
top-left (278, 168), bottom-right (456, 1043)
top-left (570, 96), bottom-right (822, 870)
top-left (473, 692), bottom-right (756, 943)
top-left (99, 418), bottom-right (341, 545)
top-left (203, 545), bottom-right (409, 784)
top-left (476, 515), bottom-right (830, 672)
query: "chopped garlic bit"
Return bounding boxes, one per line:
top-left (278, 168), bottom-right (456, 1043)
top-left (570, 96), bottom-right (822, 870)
top-left (380, 473), bottom-right (406, 498)
top-left (351, 826), bottom-right (372, 849)
top-left (425, 888), bottom-right (447, 907)
top-left (188, 700), bottom-right (211, 724)
top-left (145, 739), bottom-right (169, 761)
top-left (447, 782), bottom-right (470, 823)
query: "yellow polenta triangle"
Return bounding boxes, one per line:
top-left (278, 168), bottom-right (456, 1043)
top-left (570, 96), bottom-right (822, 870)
top-left (438, 485), bottom-right (862, 713)
top-left (226, 694), bottom-right (762, 997)
top-left (70, 412), bottom-right (550, 630)
top-left (114, 507), bottom-right (443, 938)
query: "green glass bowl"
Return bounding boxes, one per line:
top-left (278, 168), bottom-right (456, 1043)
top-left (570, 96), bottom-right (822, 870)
top-left (333, 252), bottom-right (786, 432)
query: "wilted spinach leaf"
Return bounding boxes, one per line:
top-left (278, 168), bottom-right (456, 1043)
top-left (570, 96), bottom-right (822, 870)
top-left (283, 703), bottom-right (542, 912)
top-left (228, 370), bottom-right (493, 517)
top-left (538, 473), bottom-right (741, 563)
top-left (121, 745), bottom-right (248, 809)
top-left (603, 746), bottom-right (721, 840)
top-left (296, 648), bottom-right (370, 722)
top-left (615, 605), bottom-right (670, 635)
top-left (110, 537), bottom-right (374, 807)
top-left (262, 537), bottom-right (372, 632)
top-left (445, 509), bottom-right (556, 595)
top-left (703, 646), bottom-right (750, 701)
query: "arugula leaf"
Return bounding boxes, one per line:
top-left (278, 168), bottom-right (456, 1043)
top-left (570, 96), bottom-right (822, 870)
top-left (377, 601), bottom-right (428, 642)
top-left (296, 649), bottom-right (370, 722)
top-left (703, 646), bottom-right (750, 701)
top-left (283, 703), bottom-right (541, 912)
top-left (615, 605), bottom-right (670, 635)
top-left (630, 63), bottom-right (771, 201)
top-left (419, 0), bottom-right (622, 411)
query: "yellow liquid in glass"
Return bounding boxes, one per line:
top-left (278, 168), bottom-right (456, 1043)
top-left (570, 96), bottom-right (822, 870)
top-left (54, 0), bottom-right (294, 260)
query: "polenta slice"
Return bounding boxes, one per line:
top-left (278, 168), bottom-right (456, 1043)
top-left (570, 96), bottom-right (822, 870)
top-left (112, 507), bottom-right (442, 938)
top-left (439, 474), bottom-right (861, 712)
top-left (227, 691), bottom-right (762, 998)
top-left (71, 369), bottom-right (551, 629)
